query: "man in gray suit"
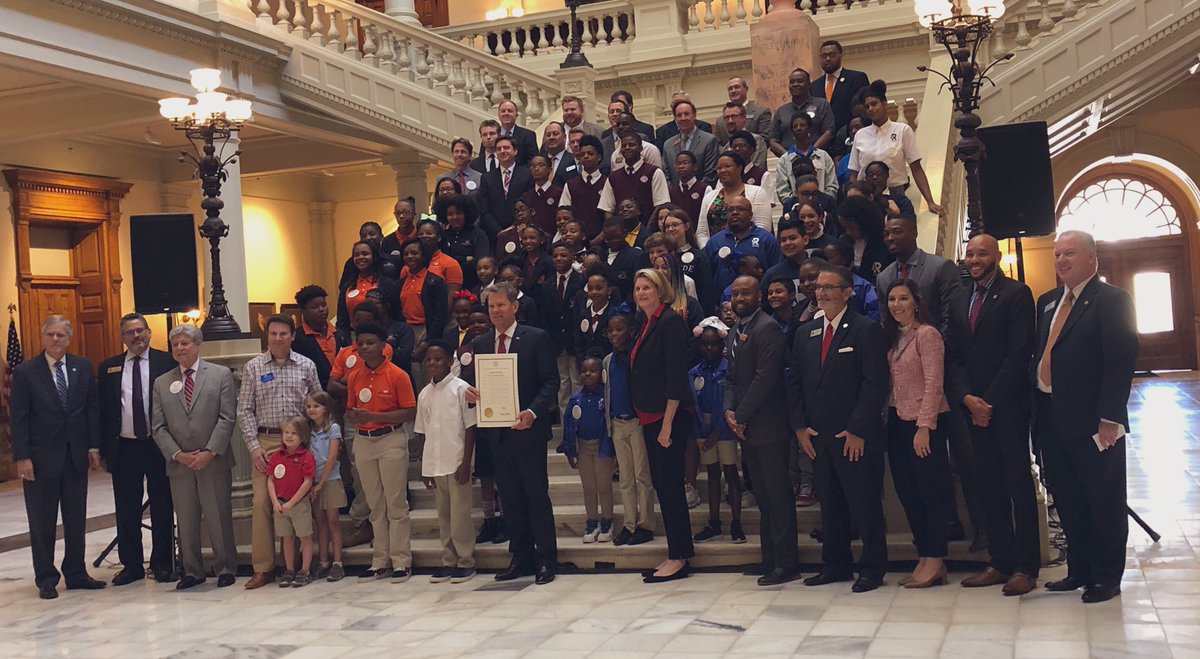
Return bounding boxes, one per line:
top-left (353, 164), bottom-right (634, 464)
top-left (436, 138), bottom-right (483, 195)
top-left (662, 99), bottom-right (719, 186)
top-left (151, 324), bottom-right (239, 590)
top-left (724, 276), bottom-right (800, 587)
top-left (715, 76), bottom-right (772, 148)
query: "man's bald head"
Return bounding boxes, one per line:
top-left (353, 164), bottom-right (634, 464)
top-left (964, 233), bottom-right (1001, 282)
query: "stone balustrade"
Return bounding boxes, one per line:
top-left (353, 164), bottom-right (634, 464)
top-left (437, 0), bottom-right (635, 60)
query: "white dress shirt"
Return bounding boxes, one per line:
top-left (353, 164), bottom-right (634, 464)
top-left (557, 169), bottom-right (603, 208)
top-left (45, 353), bottom-right (67, 387)
top-left (120, 350), bottom-right (152, 438)
top-left (414, 375), bottom-right (477, 478)
top-left (848, 120), bottom-right (921, 187)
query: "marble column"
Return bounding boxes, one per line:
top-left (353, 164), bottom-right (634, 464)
top-left (384, 0), bottom-right (421, 24)
top-left (556, 65), bottom-right (601, 124)
top-left (308, 201), bottom-right (338, 295)
top-left (385, 153), bottom-right (436, 216)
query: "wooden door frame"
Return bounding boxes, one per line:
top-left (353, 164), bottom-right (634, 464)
top-left (3, 168), bottom-right (131, 361)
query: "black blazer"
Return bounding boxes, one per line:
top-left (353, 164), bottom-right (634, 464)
top-left (98, 348), bottom-right (177, 466)
top-left (786, 309), bottom-right (888, 452)
top-left (503, 125), bottom-right (540, 166)
top-left (549, 150), bottom-right (580, 186)
top-left (572, 292), bottom-right (621, 359)
top-left (630, 306), bottom-right (693, 417)
top-left (1034, 277), bottom-right (1139, 439)
top-left (477, 164), bottom-right (535, 239)
top-left (604, 245), bottom-right (652, 301)
top-left (405, 269), bottom-right (450, 341)
top-left (468, 324), bottom-right (560, 442)
top-left (945, 274), bottom-right (1035, 417)
top-left (293, 326), bottom-right (349, 389)
top-left (724, 309), bottom-right (789, 446)
top-left (336, 273), bottom-right (400, 336)
top-left (10, 353), bottom-right (101, 479)
top-left (809, 68), bottom-right (871, 128)
top-left (537, 270), bottom-right (586, 354)
top-left (470, 152), bottom-right (497, 175)
top-left (516, 292), bottom-right (540, 329)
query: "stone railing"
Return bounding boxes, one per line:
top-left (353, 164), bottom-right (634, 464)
top-left (246, 0), bottom-right (561, 125)
top-left (986, 0), bottom-right (1097, 58)
top-left (437, 0), bottom-right (635, 59)
top-left (679, 0), bottom-right (767, 33)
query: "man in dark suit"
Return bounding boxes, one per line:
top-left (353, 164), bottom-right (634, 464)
top-left (98, 312), bottom-right (178, 585)
top-left (661, 99), bottom-right (720, 185)
top-left (786, 265), bottom-right (889, 593)
top-left (542, 121), bottom-right (579, 186)
top-left (11, 315), bottom-right (105, 599)
top-left (466, 282), bottom-right (561, 584)
top-left (811, 40), bottom-right (871, 130)
top-left (946, 235), bottom-right (1041, 596)
top-left (725, 276), bottom-right (800, 586)
top-left (498, 99), bottom-right (539, 166)
top-left (470, 120), bottom-right (501, 174)
top-left (476, 135), bottom-right (535, 240)
top-left (1034, 230), bottom-right (1138, 604)
top-left (536, 249), bottom-right (586, 417)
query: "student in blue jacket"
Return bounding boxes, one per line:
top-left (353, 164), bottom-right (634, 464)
top-left (558, 355), bottom-right (615, 544)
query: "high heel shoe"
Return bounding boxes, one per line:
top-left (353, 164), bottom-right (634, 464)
top-left (897, 575), bottom-right (915, 586)
top-left (903, 566), bottom-right (948, 589)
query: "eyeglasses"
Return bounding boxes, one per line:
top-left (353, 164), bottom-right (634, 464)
top-left (814, 285), bottom-right (849, 294)
top-left (121, 327), bottom-right (148, 337)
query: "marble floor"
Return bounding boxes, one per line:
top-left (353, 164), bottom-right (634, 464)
top-left (2, 373), bottom-right (1200, 658)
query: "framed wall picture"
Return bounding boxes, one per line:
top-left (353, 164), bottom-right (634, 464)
top-left (279, 304), bottom-right (304, 335)
top-left (248, 302), bottom-right (275, 350)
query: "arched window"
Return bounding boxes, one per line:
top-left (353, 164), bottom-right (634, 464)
top-left (1058, 175), bottom-right (1182, 242)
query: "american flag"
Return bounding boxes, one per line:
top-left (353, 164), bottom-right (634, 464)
top-left (1, 317), bottom-right (21, 422)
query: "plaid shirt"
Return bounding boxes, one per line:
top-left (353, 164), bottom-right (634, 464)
top-left (236, 350), bottom-right (320, 453)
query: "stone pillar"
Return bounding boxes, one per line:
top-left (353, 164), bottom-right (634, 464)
top-left (201, 135), bottom-right (251, 333)
top-left (384, 0), bottom-right (421, 24)
top-left (384, 153), bottom-right (436, 216)
top-left (749, 6), bottom-right (819, 112)
top-left (160, 181), bottom-right (194, 213)
top-left (556, 65), bottom-right (600, 124)
top-left (308, 201), bottom-right (338, 295)
top-left (199, 342), bottom-right (263, 549)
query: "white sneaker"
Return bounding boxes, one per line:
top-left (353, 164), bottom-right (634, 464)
top-left (582, 519), bottom-right (600, 544)
top-left (597, 519), bottom-right (614, 543)
top-left (685, 483), bottom-right (701, 509)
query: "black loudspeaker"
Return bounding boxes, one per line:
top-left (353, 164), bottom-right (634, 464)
top-left (130, 214), bottom-right (200, 314)
top-left (978, 121), bottom-right (1056, 239)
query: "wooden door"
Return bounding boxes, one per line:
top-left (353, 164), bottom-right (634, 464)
top-left (414, 0), bottom-right (449, 27)
top-left (1097, 235), bottom-right (1197, 372)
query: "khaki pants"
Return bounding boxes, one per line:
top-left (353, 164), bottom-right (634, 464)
top-left (250, 433), bottom-right (282, 573)
top-left (556, 352), bottom-right (581, 418)
top-left (611, 418), bottom-right (656, 532)
top-left (433, 474), bottom-right (476, 568)
top-left (354, 428), bottom-right (412, 570)
top-left (577, 439), bottom-right (615, 520)
top-left (343, 427), bottom-right (370, 526)
top-left (409, 324), bottom-right (428, 397)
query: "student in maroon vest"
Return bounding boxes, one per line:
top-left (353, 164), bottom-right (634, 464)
top-left (668, 151), bottom-right (710, 231)
top-left (598, 133), bottom-right (671, 228)
top-left (559, 135), bottom-right (608, 242)
top-left (520, 156), bottom-right (563, 237)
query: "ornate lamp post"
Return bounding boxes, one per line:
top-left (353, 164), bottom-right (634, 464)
top-left (560, 0), bottom-right (591, 69)
top-left (915, 0), bottom-right (1012, 237)
top-left (158, 69), bottom-right (252, 338)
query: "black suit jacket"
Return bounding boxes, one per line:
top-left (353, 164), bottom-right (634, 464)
top-left (98, 348), bottom-right (177, 467)
top-left (945, 274), bottom-right (1035, 416)
top-left (293, 327), bottom-right (349, 389)
top-left (724, 309), bottom-right (789, 446)
top-left (502, 125), bottom-right (540, 166)
top-left (477, 165), bottom-right (535, 238)
top-left (548, 150), bottom-right (580, 186)
top-left (537, 270), bottom-right (586, 354)
top-left (786, 310), bottom-right (888, 452)
top-left (470, 152), bottom-right (497, 175)
top-left (810, 68), bottom-right (871, 128)
top-left (630, 306), bottom-right (693, 416)
top-left (468, 324), bottom-right (560, 442)
top-left (10, 353), bottom-right (101, 479)
top-left (1034, 277), bottom-right (1138, 439)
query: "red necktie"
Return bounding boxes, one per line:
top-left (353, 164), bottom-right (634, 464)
top-left (820, 322), bottom-right (834, 366)
top-left (899, 262), bottom-right (910, 280)
top-left (557, 275), bottom-right (566, 302)
top-left (592, 313), bottom-right (602, 333)
top-left (503, 169), bottom-right (512, 191)
top-left (457, 171), bottom-right (466, 192)
top-left (183, 368), bottom-right (195, 409)
top-left (497, 332), bottom-right (508, 354)
top-left (968, 284), bottom-right (986, 332)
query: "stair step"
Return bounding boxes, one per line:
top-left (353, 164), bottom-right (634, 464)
top-left (405, 474), bottom-right (741, 508)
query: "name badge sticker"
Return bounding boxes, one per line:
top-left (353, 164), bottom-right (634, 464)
top-left (260, 373), bottom-right (275, 384)
top-left (838, 346), bottom-right (854, 353)
top-left (169, 380), bottom-right (183, 395)
top-left (106, 366), bottom-right (122, 374)
top-left (1044, 300), bottom-right (1057, 313)
top-left (810, 328), bottom-right (822, 338)
top-left (466, 180), bottom-right (477, 191)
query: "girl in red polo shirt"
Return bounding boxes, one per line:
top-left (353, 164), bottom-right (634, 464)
top-left (268, 417), bottom-right (317, 587)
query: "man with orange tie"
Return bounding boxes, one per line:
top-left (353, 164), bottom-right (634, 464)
top-left (811, 40), bottom-right (870, 131)
top-left (1034, 230), bottom-right (1138, 604)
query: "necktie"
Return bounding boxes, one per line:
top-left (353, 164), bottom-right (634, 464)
top-left (54, 360), bottom-right (69, 408)
top-left (457, 171), bottom-right (466, 192)
top-left (592, 313), bottom-right (602, 333)
top-left (489, 155), bottom-right (497, 171)
top-left (626, 166), bottom-right (635, 175)
top-left (558, 275), bottom-right (566, 302)
top-left (899, 262), bottom-right (910, 280)
top-left (968, 283), bottom-right (987, 332)
top-left (825, 74), bottom-right (835, 101)
top-left (1038, 291), bottom-right (1075, 386)
top-left (184, 368), bottom-right (195, 410)
top-left (503, 169), bottom-right (512, 191)
top-left (132, 355), bottom-right (148, 439)
top-left (820, 322), bottom-right (834, 366)
top-left (497, 332), bottom-right (508, 354)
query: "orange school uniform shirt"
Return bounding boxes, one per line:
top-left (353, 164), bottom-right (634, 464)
top-left (330, 343), bottom-right (394, 381)
top-left (346, 359), bottom-right (416, 433)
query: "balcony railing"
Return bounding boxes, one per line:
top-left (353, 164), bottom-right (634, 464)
top-left (437, 0), bottom-right (635, 59)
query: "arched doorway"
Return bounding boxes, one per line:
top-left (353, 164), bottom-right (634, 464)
top-left (1057, 159), bottom-right (1197, 372)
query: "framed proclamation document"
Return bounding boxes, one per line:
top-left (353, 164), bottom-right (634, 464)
top-left (476, 353), bottom-right (520, 428)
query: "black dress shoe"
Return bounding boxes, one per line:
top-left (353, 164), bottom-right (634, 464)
top-left (65, 576), bottom-right (107, 590)
top-left (804, 571), bottom-right (854, 587)
top-left (111, 568), bottom-right (145, 586)
top-left (1044, 576), bottom-right (1087, 592)
top-left (175, 575), bottom-right (206, 590)
top-left (154, 569), bottom-right (179, 584)
top-left (613, 527), bottom-right (633, 546)
top-left (217, 574), bottom-right (236, 588)
top-left (644, 563), bottom-right (691, 584)
top-left (38, 585), bottom-right (58, 600)
top-left (742, 564), bottom-right (768, 577)
top-left (758, 568), bottom-right (803, 587)
top-left (628, 527), bottom-right (654, 545)
top-left (494, 564), bottom-right (535, 581)
top-left (851, 574), bottom-right (884, 593)
top-left (1082, 583), bottom-right (1121, 603)
top-left (534, 566), bottom-right (556, 585)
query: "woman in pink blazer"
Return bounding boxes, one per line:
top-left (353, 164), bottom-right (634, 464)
top-left (883, 279), bottom-right (953, 589)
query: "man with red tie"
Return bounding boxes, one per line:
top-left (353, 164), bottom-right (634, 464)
top-left (436, 138), bottom-right (482, 197)
top-left (810, 40), bottom-right (871, 131)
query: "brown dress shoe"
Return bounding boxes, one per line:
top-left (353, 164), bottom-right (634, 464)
top-left (960, 567), bottom-right (1010, 587)
top-left (244, 571), bottom-right (276, 590)
top-left (344, 523), bottom-right (374, 548)
top-left (1002, 572), bottom-right (1036, 596)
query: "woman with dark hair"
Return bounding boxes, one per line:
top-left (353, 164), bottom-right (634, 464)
top-left (862, 161), bottom-right (914, 217)
top-left (435, 177), bottom-right (461, 199)
top-left (695, 151), bottom-right (773, 246)
top-left (337, 239), bottom-right (399, 334)
top-left (882, 279), bottom-right (953, 589)
top-left (660, 209), bottom-right (715, 314)
top-left (629, 268), bottom-right (695, 582)
top-left (650, 251), bottom-right (704, 331)
top-left (436, 194), bottom-right (490, 291)
top-left (781, 196), bottom-right (833, 255)
top-left (836, 195), bottom-right (893, 282)
top-left (848, 80), bottom-right (943, 215)
top-left (413, 220), bottom-right (464, 315)
top-left (728, 130), bottom-right (770, 190)
top-left (399, 237), bottom-right (449, 370)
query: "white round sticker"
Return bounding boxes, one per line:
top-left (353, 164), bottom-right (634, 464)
top-left (459, 351), bottom-right (473, 366)
top-left (681, 251), bottom-right (695, 264)
top-left (547, 197), bottom-right (556, 206)
top-left (580, 319), bottom-right (590, 333)
top-left (345, 354), bottom-right (358, 369)
top-left (358, 388), bottom-right (373, 403)
top-left (169, 380), bottom-right (183, 395)
top-left (466, 180), bottom-right (477, 191)
top-left (347, 289), bottom-right (360, 299)
top-left (640, 175), bottom-right (649, 183)
top-left (572, 405), bottom-right (582, 420)
top-left (390, 250), bottom-right (401, 257)
top-left (273, 464), bottom-right (286, 479)
top-left (718, 246), bottom-right (732, 259)
top-left (691, 192), bottom-right (700, 200)
top-left (694, 376), bottom-right (705, 391)
top-left (504, 242), bottom-right (517, 254)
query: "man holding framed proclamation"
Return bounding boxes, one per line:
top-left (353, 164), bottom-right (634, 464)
top-left (465, 282), bottom-right (561, 585)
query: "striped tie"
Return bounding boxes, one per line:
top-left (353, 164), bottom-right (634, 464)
top-left (184, 368), bottom-right (195, 409)
top-left (54, 360), bottom-right (69, 408)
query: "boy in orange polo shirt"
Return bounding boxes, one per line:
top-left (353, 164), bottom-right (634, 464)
top-left (345, 323), bottom-right (417, 582)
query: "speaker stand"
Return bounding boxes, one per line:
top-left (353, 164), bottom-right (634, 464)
top-left (1014, 236), bottom-right (1026, 283)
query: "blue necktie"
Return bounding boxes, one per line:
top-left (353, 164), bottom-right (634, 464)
top-left (55, 360), bottom-right (69, 408)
